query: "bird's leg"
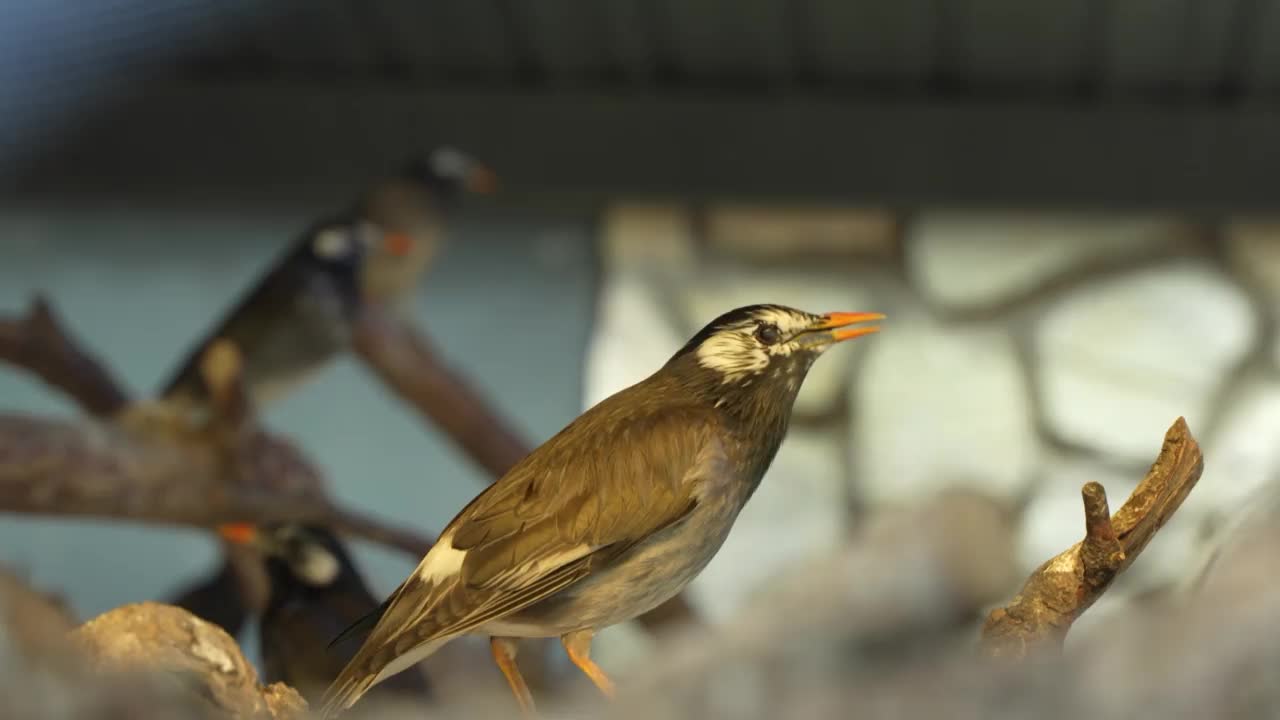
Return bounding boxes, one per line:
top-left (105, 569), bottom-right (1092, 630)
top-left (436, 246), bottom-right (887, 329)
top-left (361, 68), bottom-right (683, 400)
top-left (490, 636), bottom-right (536, 717)
top-left (560, 629), bottom-right (616, 699)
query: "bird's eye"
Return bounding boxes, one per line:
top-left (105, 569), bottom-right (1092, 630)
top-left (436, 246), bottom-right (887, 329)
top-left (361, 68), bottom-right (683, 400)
top-left (755, 323), bottom-right (782, 345)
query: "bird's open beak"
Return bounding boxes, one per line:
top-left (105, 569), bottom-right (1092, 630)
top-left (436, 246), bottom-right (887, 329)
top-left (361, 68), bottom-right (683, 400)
top-left (798, 311), bottom-right (885, 347)
top-left (464, 163), bottom-right (499, 194)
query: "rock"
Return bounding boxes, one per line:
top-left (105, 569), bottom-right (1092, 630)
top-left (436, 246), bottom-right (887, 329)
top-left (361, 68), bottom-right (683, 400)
top-left (1035, 262), bottom-right (1257, 462)
top-left (686, 428), bottom-right (850, 623)
top-left (703, 205), bottom-right (897, 261)
top-left (1225, 219), bottom-right (1280, 366)
top-left (1183, 376), bottom-right (1280, 529)
top-left (907, 212), bottom-right (1191, 312)
top-left (71, 602), bottom-right (306, 719)
top-left (0, 565), bottom-right (78, 666)
top-left (1189, 477), bottom-right (1280, 596)
top-left (679, 265), bottom-right (878, 417)
top-left (852, 306), bottom-right (1038, 508)
top-left (599, 203), bottom-right (698, 273)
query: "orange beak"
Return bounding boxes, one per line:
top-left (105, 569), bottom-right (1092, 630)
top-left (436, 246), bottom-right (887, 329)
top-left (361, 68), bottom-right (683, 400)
top-left (382, 232), bottom-right (415, 257)
top-left (464, 164), bottom-right (499, 194)
top-left (217, 522), bottom-right (259, 545)
top-left (812, 311), bottom-right (885, 343)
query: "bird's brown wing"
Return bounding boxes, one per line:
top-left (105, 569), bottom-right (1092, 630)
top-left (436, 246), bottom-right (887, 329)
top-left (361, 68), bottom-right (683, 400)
top-left (320, 401), bottom-right (722, 714)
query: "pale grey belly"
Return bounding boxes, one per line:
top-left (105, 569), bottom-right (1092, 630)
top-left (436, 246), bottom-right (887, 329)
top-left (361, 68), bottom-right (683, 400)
top-left (482, 498), bottom-right (742, 638)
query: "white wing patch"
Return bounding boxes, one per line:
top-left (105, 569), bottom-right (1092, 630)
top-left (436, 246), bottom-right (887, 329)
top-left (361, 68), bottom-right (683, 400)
top-left (414, 530), bottom-right (467, 584)
top-left (312, 227), bottom-right (353, 259)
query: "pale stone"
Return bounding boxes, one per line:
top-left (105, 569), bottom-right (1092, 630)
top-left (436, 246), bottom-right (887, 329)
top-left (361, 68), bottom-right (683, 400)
top-left (582, 273), bottom-right (687, 407)
top-left (1036, 262), bottom-right (1257, 462)
top-left (685, 428), bottom-right (849, 623)
top-left (1225, 219), bottom-right (1280, 292)
top-left (599, 203), bottom-right (697, 272)
top-left (1225, 219), bottom-right (1280, 366)
top-left (908, 212), bottom-right (1190, 310)
top-left (1175, 377), bottom-right (1280, 538)
top-left (852, 306), bottom-right (1039, 507)
top-left (680, 266), bottom-right (878, 416)
top-left (704, 205), bottom-right (897, 259)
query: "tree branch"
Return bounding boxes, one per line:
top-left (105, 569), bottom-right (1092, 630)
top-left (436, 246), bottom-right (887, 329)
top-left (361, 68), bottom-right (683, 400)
top-left (980, 416), bottom-right (1204, 659)
top-left (0, 298), bottom-right (434, 558)
top-left (0, 296), bottom-right (130, 417)
top-left (350, 304), bottom-right (532, 478)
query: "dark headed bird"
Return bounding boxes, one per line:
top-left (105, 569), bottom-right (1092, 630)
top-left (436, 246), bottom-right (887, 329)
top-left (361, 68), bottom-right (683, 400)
top-left (158, 147), bottom-right (496, 417)
top-left (218, 523), bottom-right (433, 706)
top-left (317, 304), bottom-right (884, 718)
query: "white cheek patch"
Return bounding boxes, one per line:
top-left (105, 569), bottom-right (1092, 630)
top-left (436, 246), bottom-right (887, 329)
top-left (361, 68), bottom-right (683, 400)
top-left (312, 228), bottom-right (352, 259)
top-left (297, 546), bottom-right (341, 586)
top-left (697, 331), bottom-right (769, 384)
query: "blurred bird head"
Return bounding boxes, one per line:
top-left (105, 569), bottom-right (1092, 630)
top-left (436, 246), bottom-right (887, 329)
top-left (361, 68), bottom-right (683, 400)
top-left (665, 304), bottom-right (882, 415)
top-left (356, 146), bottom-right (497, 304)
top-left (219, 523), bottom-right (352, 589)
top-left (398, 145), bottom-right (499, 201)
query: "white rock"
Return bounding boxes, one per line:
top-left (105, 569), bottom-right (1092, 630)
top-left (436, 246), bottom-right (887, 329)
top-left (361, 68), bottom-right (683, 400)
top-left (582, 273), bottom-right (687, 407)
top-left (1178, 376), bottom-right (1280, 532)
top-left (680, 265), bottom-right (878, 416)
top-left (704, 205), bottom-right (897, 260)
top-left (908, 212), bottom-right (1189, 311)
top-left (1036, 262), bottom-right (1257, 462)
top-left (852, 306), bottom-right (1039, 507)
top-left (685, 428), bottom-right (849, 623)
top-left (599, 203), bottom-right (697, 273)
top-left (1225, 220), bottom-right (1280, 366)
top-left (1225, 219), bottom-right (1280, 293)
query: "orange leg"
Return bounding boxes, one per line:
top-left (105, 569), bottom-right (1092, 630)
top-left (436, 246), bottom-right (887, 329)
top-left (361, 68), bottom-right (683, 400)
top-left (490, 636), bottom-right (536, 717)
top-left (561, 629), bottom-right (616, 699)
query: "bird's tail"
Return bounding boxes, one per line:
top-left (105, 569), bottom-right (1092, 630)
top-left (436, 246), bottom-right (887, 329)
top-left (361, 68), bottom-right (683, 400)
top-left (317, 673), bottom-right (375, 719)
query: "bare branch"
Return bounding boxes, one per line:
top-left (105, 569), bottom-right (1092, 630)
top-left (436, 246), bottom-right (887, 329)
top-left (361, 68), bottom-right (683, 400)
top-left (0, 296), bottom-right (130, 417)
top-left (0, 413), bottom-right (434, 555)
top-left (351, 305), bottom-right (532, 478)
top-left (0, 297), bottom-right (435, 558)
top-left (980, 416), bottom-right (1204, 659)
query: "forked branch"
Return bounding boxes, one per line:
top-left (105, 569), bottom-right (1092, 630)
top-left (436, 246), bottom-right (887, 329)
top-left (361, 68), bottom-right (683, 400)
top-left (980, 416), bottom-right (1204, 659)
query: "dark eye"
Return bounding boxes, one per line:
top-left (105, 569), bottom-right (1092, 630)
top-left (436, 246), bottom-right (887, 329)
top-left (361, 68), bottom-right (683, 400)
top-left (755, 323), bottom-right (782, 345)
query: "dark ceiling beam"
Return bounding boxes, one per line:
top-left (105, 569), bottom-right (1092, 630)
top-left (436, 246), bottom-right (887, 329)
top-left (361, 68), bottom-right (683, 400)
top-left (12, 80), bottom-right (1280, 213)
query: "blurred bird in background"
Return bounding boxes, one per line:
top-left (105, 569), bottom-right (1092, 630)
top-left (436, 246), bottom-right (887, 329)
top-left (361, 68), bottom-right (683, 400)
top-left (164, 146), bottom-right (496, 639)
top-left (218, 522), bottom-right (433, 707)
top-left (319, 304), bottom-right (884, 718)
top-left (158, 146), bottom-right (497, 418)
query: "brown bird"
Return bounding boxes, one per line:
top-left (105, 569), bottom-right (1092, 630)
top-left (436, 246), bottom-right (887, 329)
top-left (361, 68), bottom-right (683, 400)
top-left (317, 304), bottom-right (883, 717)
top-left (218, 523), bottom-right (434, 706)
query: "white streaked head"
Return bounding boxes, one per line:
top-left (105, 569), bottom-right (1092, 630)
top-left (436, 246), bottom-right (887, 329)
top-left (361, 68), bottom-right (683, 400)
top-left (684, 304), bottom-right (823, 384)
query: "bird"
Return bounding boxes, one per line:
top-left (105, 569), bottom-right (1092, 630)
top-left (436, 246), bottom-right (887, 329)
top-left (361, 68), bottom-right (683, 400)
top-left (316, 303), bottom-right (884, 718)
top-left (157, 146), bottom-right (496, 418)
top-left (217, 522), bottom-right (434, 706)
top-left (169, 539), bottom-right (264, 640)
